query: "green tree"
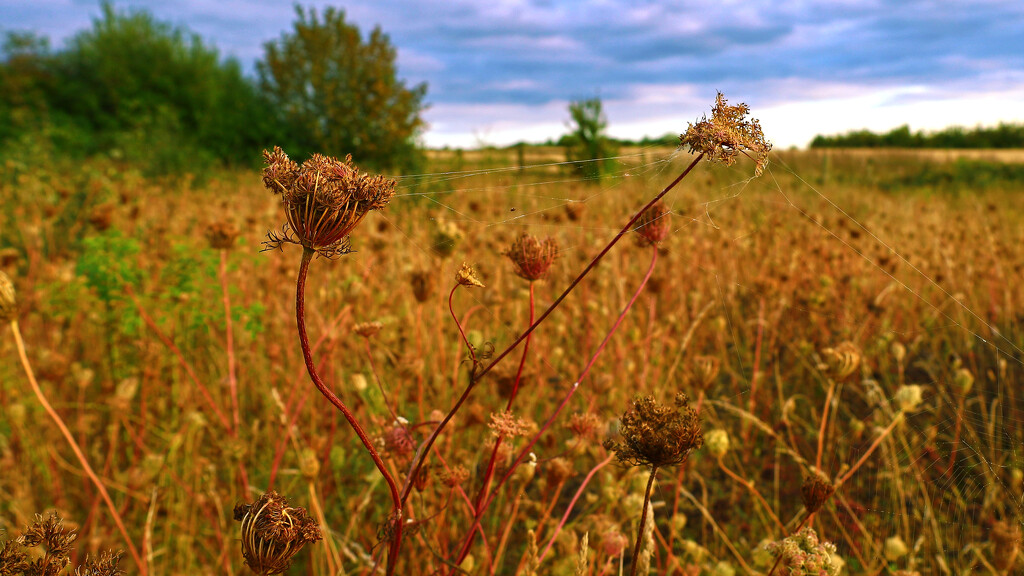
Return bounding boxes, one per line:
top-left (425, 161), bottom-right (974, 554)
top-left (562, 97), bottom-right (616, 181)
top-left (258, 6), bottom-right (428, 171)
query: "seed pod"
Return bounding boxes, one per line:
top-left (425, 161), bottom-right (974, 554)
top-left (801, 471), bottom-right (835, 514)
top-left (233, 491), bottom-right (322, 575)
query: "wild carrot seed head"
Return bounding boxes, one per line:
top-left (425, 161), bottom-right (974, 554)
top-left (233, 491), bottom-right (321, 576)
top-left (261, 147), bottom-right (396, 258)
top-left (604, 392), bottom-right (703, 469)
top-left (680, 92), bottom-right (772, 176)
top-left (635, 200), bottom-right (671, 246)
top-left (503, 233), bottom-right (558, 281)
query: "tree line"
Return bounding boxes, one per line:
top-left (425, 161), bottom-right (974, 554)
top-left (0, 3), bottom-right (427, 175)
top-left (810, 123), bottom-right (1024, 149)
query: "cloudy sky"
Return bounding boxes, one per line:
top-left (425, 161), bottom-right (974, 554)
top-left (4, 0), bottom-right (1023, 148)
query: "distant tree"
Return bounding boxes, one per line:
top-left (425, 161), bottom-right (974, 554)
top-left (563, 97), bottom-right (616, 181)
top-left (811, 123), bottom-right (1024, 149)
top-left (258, 6), bottom-right (428, 171)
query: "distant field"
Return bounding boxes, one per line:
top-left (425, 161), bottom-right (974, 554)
top-left (1, 147), bottom-right (1022, 575)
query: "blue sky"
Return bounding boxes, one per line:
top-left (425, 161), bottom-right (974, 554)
top-left (4, 0), bottom-right (1023, 148)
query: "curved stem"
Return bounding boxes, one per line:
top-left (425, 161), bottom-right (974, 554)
top-left (716, 458), bottom-right (784, 533)
top-left (402, 153), bottom-right (703, 505)
top-left (538, 452), bottom-right (615, 563)
top-left (630, 466), bottom-right (659, 576)
top-left (10, 320), bottom-right (147, 576)
top-left (294, 248), bottom-right (403, 574)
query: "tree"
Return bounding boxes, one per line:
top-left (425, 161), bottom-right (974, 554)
top-left (258, 6), bottom-right (428, 171)
top-left (563, 97), bottom-right (616, 181)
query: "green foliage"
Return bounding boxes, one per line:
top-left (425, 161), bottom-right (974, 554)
top-left (76, 230), bottom-right (141, 305)
top-left (0, 3), bottom-right (277, 175)
top-left (883, 158), bottom-right (1024, 193)
top-left (562, 97), bottom-right (617, 181)
top-left (258, 5), bottom-right (428, 172)
top-left (811, 123), bottom-right (1024, 148)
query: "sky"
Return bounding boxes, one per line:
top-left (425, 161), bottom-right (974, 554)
top-left (3, 0), bottom-right (1023, 149)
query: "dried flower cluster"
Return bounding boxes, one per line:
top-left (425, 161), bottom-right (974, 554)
top-left (764, 527), bottom-right (842, 576)
top-left (679, 92), bottom-right (772, 176)
top-left (456, 263), bottom-right (485, 288)
top-left (821, 342), bottom-right (861, 380)
top-left (205, 220), bottom-right (239, 250)
top-left (634, 200), bottom-right (671, 246)
top-left (504, 233), bottom-right (558, 281)
top-left (233, 491), bottom-right (322, 575)
top-left (0, 514), bottom-right (124, 576)
top-left (691, 355), bottom-right (721, 391)
top-left (604, 392), bottom-right (703, 468)
top-left (261, 147), bottom-right (396, 258)
top-left (801, 471), bottom-right (835, 514)
top-left (353, 321), bottom-right (384, 338)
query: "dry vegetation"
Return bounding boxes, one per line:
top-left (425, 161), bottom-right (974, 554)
top-left (1, 142), bottom-right (1023, 575)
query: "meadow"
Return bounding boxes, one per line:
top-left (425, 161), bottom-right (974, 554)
top-left (1, 142), bottom-right (1023, 575)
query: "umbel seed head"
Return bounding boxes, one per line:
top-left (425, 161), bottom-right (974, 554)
top-left (456, 263), bottom-right (485, 288)
top-left (604, 392), bottom-right (703, 469)
top-left (233, 491), bottom-right (322, 575)
top-left (261, 147), bottom-right (396, 258)
top-left (801, 470), bottom-right (835, 514)
top-left (0, 271), bottom-right (15, 323)
top-left (679, 92), bottom-right (772, 177)
top-left (504, 233), bottom-right (558, 281)
top-left (635, 200), bottom-right (671, 246)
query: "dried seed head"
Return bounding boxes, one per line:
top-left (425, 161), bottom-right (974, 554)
top-left (0, 537), bottom-right (29, 574)
top-left (353, 321), bottom-right (384, 339)
top-left (601, 530), bottom-right (628, 557)
top-left (16, 513), bottom-right (78, 574)
top-left (0, 271), bottom-right (15, 324)
top-left (566, 412), bottom-right (603, 441)
top-left (992, 520), bottom-right (1021, 571)
top-left (456, 262), bottom-right (485, 288)
top-left (441, 465), bottom-right (470, 487)
top-left (261, 147), bottom-right (395, 258)
top-left (233, 491), bottom-right (322, 575)
top-left (603, 392), bottom-right (703, 469)
top-left (765, 527), bottom-right (840, 576)
top-left (691, 355), bottom-right (721, 391)
top-left (635, 201), bottom-right (671, 246)
top-left (75, 550), bottom-right (125, 576)
top-left (206, 220), bottom-right (239, 250)
top-left (680, 92), bottom-right (772, 176)
top-left (801, 470), bottom-right (835, 514)
top-left (503, 233), bottom-right (558, 281)
top-left (821, 342), bottom-right (861, 380)
top-left (409, 270), bottom-right (433, 303)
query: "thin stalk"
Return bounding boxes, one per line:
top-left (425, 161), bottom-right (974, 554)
top-left (401, 154), bottom-right (704, 505)
top-left (716, 457), bottom-right (785, 533)
top-left (220, 250), bottom-right (240, 435)
top-left (630, 466), bottom-right (658, 576)
top-left (10, 320), bottom-right (147, 576)
top-left (815, 377), bottom-right (837, 470)
top-left (294, 248), bottom-right (403, 575)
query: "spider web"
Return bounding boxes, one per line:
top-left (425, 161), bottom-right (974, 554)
top-left (335, 144), bottom-right (1023, 573)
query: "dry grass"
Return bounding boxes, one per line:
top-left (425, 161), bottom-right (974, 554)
top-left (1, 146), bottom-right (1022, 575)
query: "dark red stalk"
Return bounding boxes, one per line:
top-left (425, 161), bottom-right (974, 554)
top-left (295, 247), bottom-right (403, 575)
top-left (630, 466), bottom-right (659, 576)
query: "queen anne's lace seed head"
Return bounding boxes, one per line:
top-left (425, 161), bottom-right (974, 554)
top-left (261, 147), bottom-right (396, 258)
top-left (679, 93), bottom-right (772, 176)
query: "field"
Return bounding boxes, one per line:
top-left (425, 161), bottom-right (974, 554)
top-left (2, 144), bottom-right (1023, 575)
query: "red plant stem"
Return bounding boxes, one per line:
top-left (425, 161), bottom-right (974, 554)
top-left (294, 248), bottom-right (403, 575)
top-left (448, 284), bottom-right (478, 365)
top-left (10, 320), bottom-right (147, 576)
top-left (716, 458), bottom-right (784, 532)
top-left (402, 153), bottom-right (703, 507)
top-left (630, 466), bottom-right (659, 576)
top-left (538, 452), bottom-right (615, 563)
top-left (450, 246), bottom-right (659, 571)
top-left (473, 282), bottom-right (536, 512)
top-left (126, 286), bottom-right (232, 431)
top-left (947, 393), bottom-right (967, 475)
